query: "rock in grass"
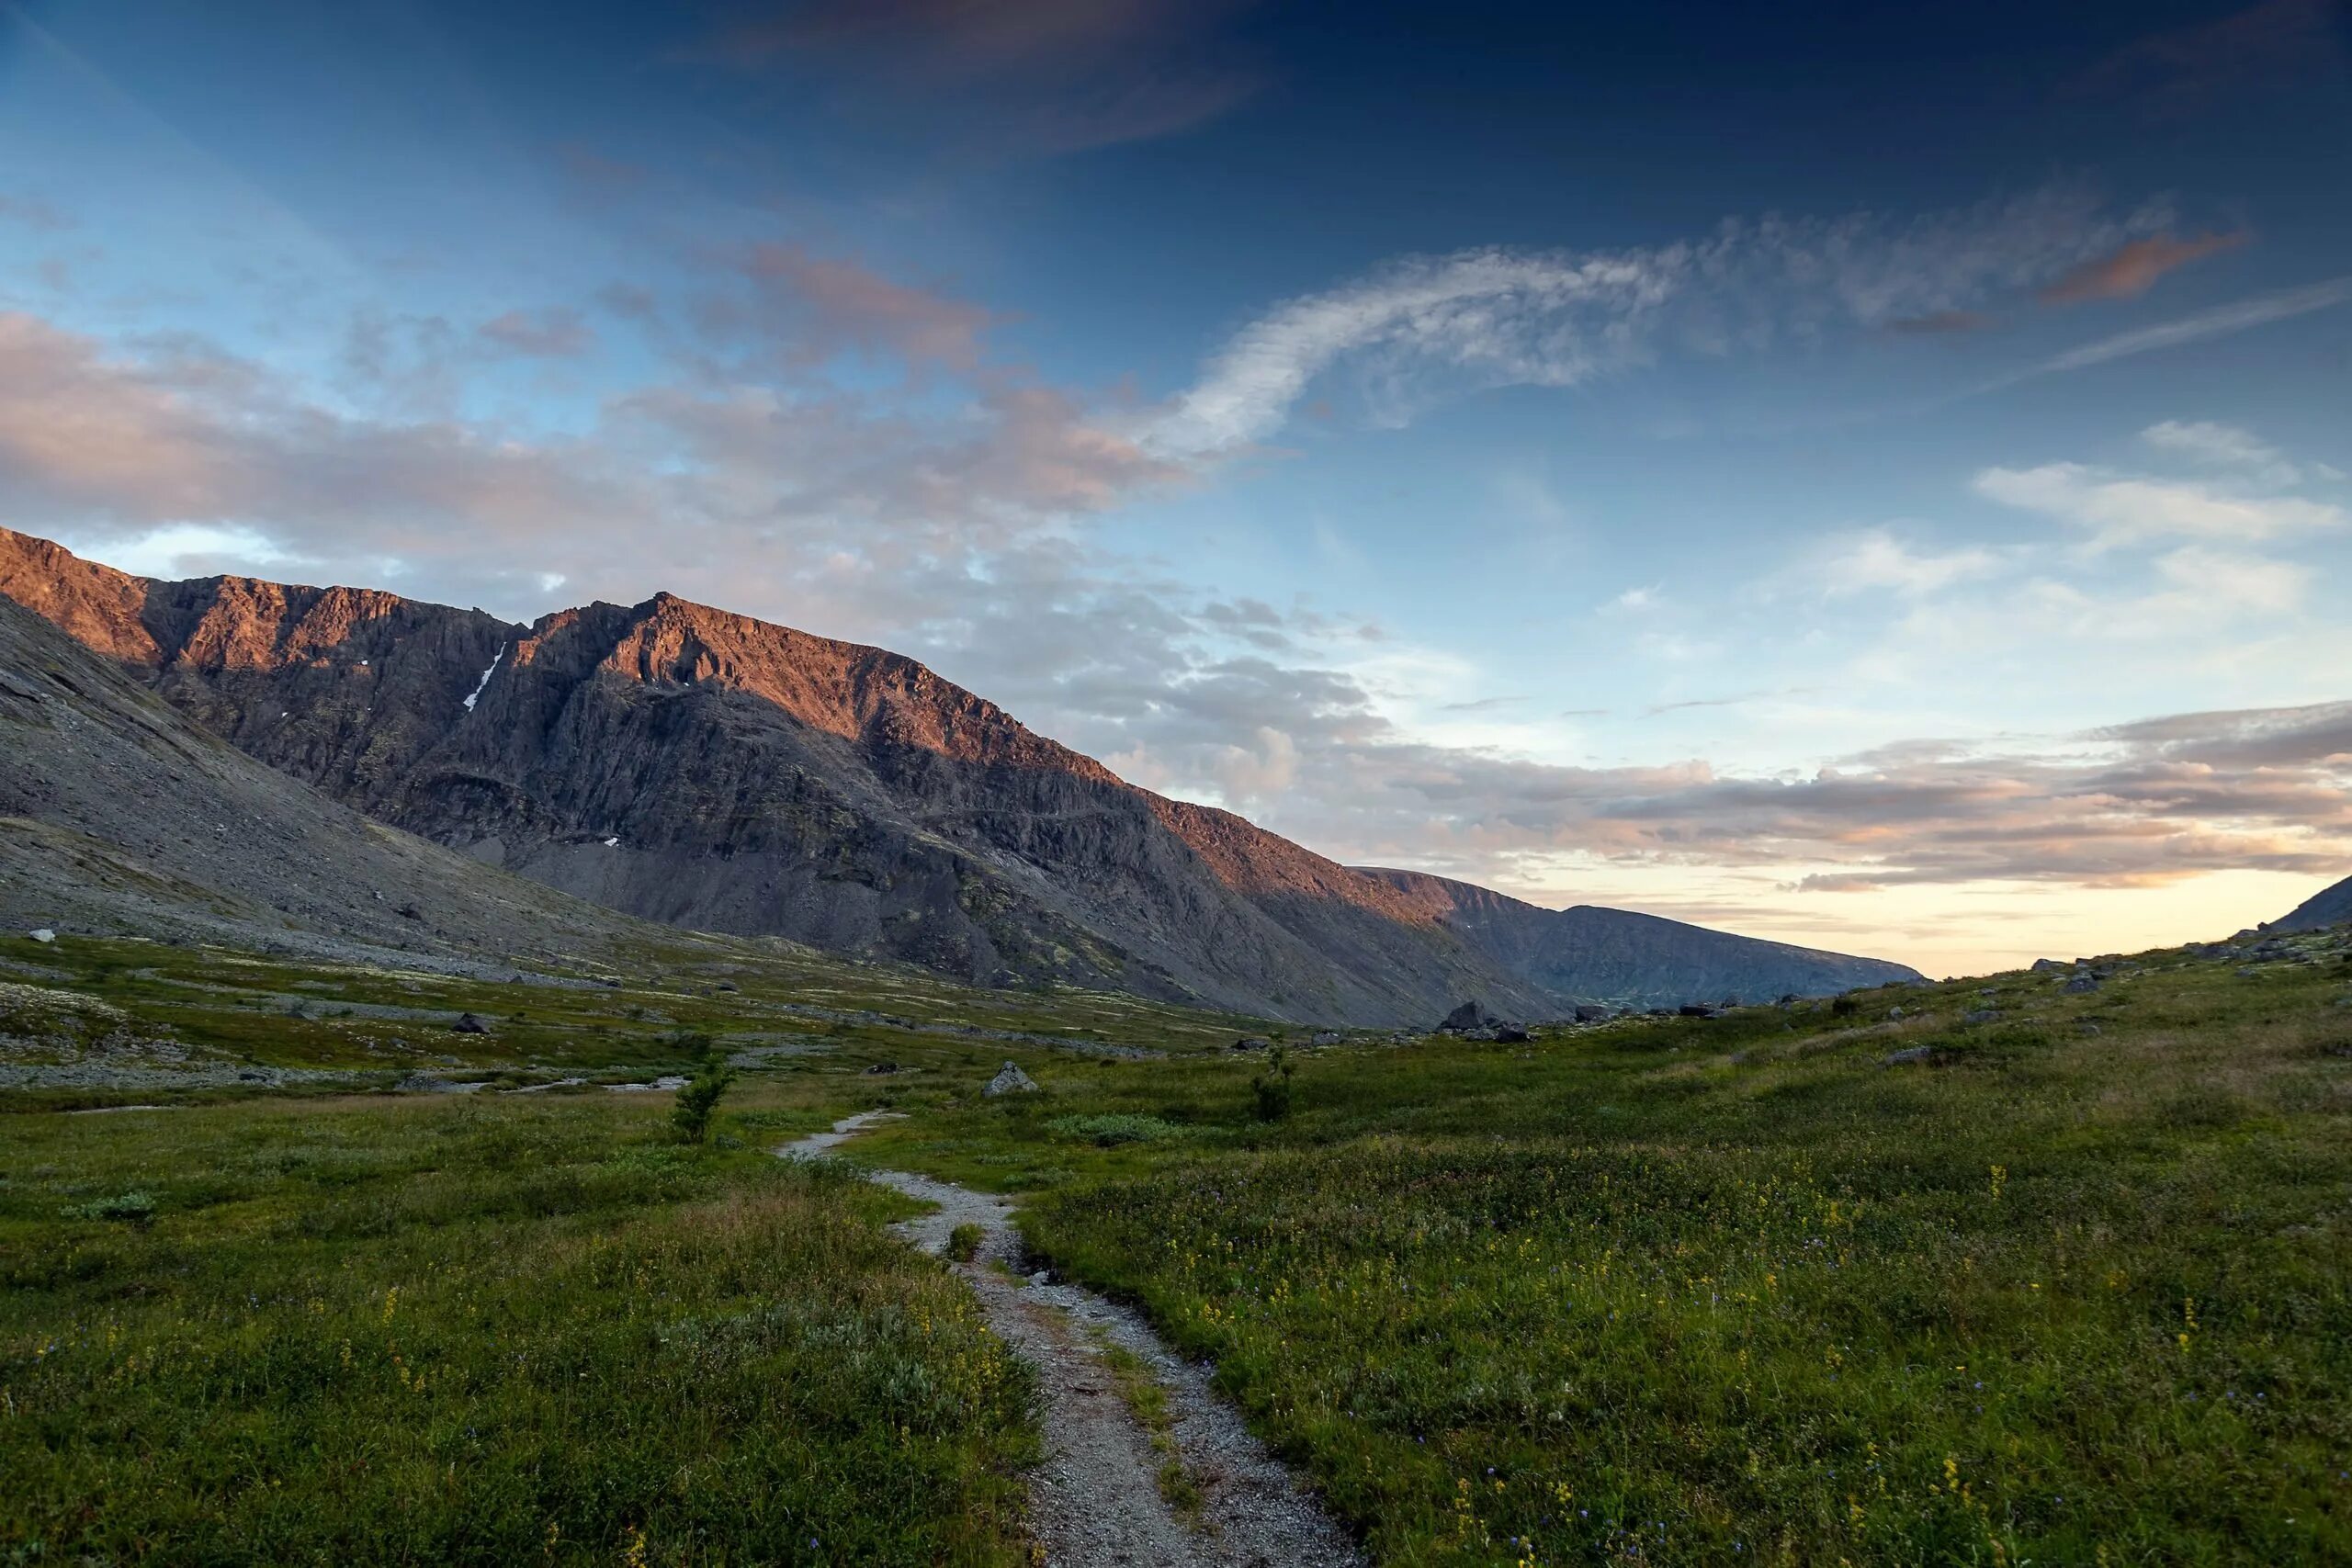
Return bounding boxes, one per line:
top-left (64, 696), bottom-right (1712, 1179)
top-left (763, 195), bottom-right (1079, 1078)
top-left (2063, 976), bottom-right (2099, 994)
top-left (1230, 1036), bottom-right (1271, 1052)
top-left (450, 1011), bottom-right (492, 1034)
top-left (28, 928), bottom-right (55, 942)
top-left (1963, 1009), bottom-right (2000, 1025)
top-left (1883, 1045), bottom-right (1935, 1066)
top-left (1440, 1000), bottom-right (1498, 1032)
top-left (984, 1060), bottom-right (1039, 1096)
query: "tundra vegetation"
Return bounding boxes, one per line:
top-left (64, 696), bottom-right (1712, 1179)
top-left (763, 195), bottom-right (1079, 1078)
top-left (4, 927), bottom-right (2348, 1563)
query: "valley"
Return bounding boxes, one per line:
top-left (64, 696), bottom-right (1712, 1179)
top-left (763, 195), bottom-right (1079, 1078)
top-left (5, 913), bottom-right (2347, 1562)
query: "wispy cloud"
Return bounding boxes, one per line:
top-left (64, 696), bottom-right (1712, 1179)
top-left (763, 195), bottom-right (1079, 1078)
top-left (2142, 418), bottom-right (2284, 468)
top-left (2037, 231), bottom-right (2248, 303)
top-left (0, 193), bottom-right (74, 232)
top-left (698, 244), bottom-right (999, 375)
top-left (1973, 461), bottom-right (2346, 548)
top-left (685, 0), bottom-right (1262, 154)
top-left (2141, 418), bottom-right (2312, 488)
top-left (478, 307), bottom-right (595, 358)
top-left (2075, 0), bottom-right (2352, 116)
top-left (2032, 276), bottom-right (2352, 376)
top-left (1813, 527), bottom-right (2008, 598)
top-left (1146, 185), bottom-right (2172, 456)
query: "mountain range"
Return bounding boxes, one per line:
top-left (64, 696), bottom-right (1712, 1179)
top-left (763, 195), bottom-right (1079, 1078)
top-left (0, 526), bottom-right (1922, 1022)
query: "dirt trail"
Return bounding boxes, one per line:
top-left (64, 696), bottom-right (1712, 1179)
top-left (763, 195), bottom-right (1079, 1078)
top-left (783, 1112), bottom-right (1361, 1568)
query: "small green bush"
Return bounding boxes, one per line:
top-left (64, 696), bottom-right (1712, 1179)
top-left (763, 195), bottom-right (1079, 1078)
top-left (1046, 1113), bottom-right (1190, 1147)
top-left (62, 1190), bottom-right (156, 1224)
top-left (670, 1043), bottom-right (736, 1145)
top-left (1250, 1044), bottom-right (1295, 1122)
top-left (944, 1223), bottom-right (984, 1262)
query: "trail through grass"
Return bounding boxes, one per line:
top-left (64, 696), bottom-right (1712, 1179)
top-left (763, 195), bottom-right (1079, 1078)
top-left (858, 940), bottom-right (2352, 1564)
top-left (1, 1095), bottom-right (1035, 1564)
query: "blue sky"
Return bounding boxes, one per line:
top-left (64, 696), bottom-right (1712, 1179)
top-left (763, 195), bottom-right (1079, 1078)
top-left (4, 0), bottom-right (2350, 974)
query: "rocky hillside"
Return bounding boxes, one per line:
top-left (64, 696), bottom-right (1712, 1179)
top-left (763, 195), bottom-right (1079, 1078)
top-left (2275, 874), bottom-right (2352, 934)
top-left (1357, 866), bottom-right (1918, 1007)
top-left (0, 591), bottom-right (661, 972)
top-left (0, 527), bottom-right (1916, 1021)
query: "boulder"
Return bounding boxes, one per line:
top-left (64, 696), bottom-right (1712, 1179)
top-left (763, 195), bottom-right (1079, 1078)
top-left (1440, 1000), bottom-right (1498, 1032)
top-left (28, 928), bottom-right (54, 943)
top-left (449, 1012), bottom-right (492, 1034)
top-left (1573, 1004), bottom-right (1612, 1023)
top-left (1230, 1036), bottom-right (1271, 1053)
top-left (1883, 1045), bottom-right (1935, 1066)
top-left (2063, 976), bottom-right (2099, 994)
top-left (1962, 1009), bottom-right (2000, 1025)
top-left (2030, 958), bottom-right (2064, 972)
top-left (983, 1060), bottom-right (1039, 1096)
top-left (1495, 1024), bottom-right (1531, 1043)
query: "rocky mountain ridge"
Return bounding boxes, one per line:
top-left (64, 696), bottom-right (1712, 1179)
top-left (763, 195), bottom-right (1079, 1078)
top-left (0, 527), bottom-right (1919, 1022)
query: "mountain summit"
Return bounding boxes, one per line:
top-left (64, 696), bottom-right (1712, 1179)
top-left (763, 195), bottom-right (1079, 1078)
top-left (0, 528), bottom-right (1917, 1021)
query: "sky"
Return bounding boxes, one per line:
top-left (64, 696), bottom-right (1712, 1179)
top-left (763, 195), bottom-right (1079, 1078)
top-left (3, 0), bottom-right (2350, 977)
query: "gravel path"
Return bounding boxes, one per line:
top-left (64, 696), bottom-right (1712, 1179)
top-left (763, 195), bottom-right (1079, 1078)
top-left (782, 1112), bottom-right (1361, 1568)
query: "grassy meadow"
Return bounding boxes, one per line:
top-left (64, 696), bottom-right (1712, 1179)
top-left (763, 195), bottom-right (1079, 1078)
top-left (850, 936), bottom-right (2352, 1564)
top-left (5, 925), bottom-right (2349, 1563)
top-left (0, 1092), bottom-right (1035, 1564)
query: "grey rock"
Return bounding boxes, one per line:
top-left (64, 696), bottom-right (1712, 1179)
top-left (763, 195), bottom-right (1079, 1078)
top-left (1494, 1024), bottom-right (1531, 1043)
top-left (1883, 1045), bottom-right (1935, 1066)
top-left (1230, 1035), bottom-right (1271, 1052)
top-left (983, 1060), bottom-right (1039, 1097)
top-left (449, 1011), bottom-right (492, 1034)
top-left (28, 928), bottom-right (54, 943)
top-left (1441, 999), bottom-right (1499, 1032)
top-left (2030, 957), bottom-right (2064, 972)
top-left (1962, 1009), bottom-right (2000, 1025)
top-left (2063, 976), bottom-right (2099, 994)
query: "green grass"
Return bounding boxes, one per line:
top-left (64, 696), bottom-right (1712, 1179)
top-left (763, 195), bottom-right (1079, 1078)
top-left (858, 942), bottom-right (2352, 1564)
top-left (8, 924), bottom-right (2351, 1563)
top-left (0, 1094), bottom-right (1035, 1564)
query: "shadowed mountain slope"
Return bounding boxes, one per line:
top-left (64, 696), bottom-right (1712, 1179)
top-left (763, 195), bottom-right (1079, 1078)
top-left (0, 591), bottom-right (661, 971)
top-left (1357, 866), bottom-right (1918, 1007)
top-left (1, 527), bottom-right (1916, 1021)
top-left (2275, 873), bottom-right (2352, 934)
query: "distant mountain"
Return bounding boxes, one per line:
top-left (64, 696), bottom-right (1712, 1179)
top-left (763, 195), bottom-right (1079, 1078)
top-left (0, 527), bottom-right (1918, 1022)
top-left (2274, 874), bottom-right (2352, 934)
top-left (1358, 867), bottom-right (1917, 1007)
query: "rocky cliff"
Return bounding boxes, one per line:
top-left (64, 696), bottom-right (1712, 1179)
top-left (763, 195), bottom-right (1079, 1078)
top-left (0, 527), bottom-right (1917, 1021)
top-left (0, 590), bottom-right (655, 968)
